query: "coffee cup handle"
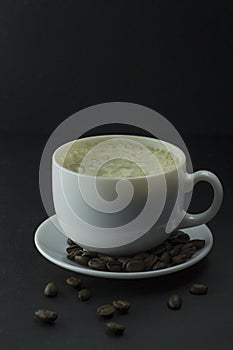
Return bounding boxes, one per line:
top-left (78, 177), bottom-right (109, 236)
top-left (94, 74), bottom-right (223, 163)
top-left (178, 170), bottom-right (223, 228)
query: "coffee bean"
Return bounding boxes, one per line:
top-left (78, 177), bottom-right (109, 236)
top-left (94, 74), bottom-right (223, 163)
top-left (78, 288), bottom-right (91, 301)
top-left (125, 259), bottom-right (145, 272)
top-left (112, 300), bottom-right (130, 313)
top-left (88, 258), bottom-right (107, 271)
top-left (169, 244), bottom-right (183, 257)
top-left (43, 282), bottom-right (58, 297)
top-left (168, 231), bottom-right (190, 244)
top-left (171, 255), bottom-right (187, 265)
top-left (106, 260), bottom-right (122, 272)
top-left (82, 251), bottom-right (99, 258)
top-left (35, 309), bottom-right (58, 323)
top-left (189, 239), bottom-right (205, 250)
top-left (98, 254), bottom-right (115, 263)
top-left (97, 304), bottom-right (115, 318)
top-left (144, 255), bottom-right (158, 270)
top-left (74, 255), bottom-right (90, 266)
top-left (121, 258), bottom-right (132, 271)
top-left (66, 276), bottom-right (82, 288)
top-left (181, 246), bottom-right (197, 259)
top-left (167, 295), bottom-right (182, 310)
top-left (67, 238), bottom-right (76, 246)
top-left (152, 261), bottom-right (168, 270)
top-left (160, 251), bottom-right (171, 264)
top-left (67, 249), bottom-right (80, 261)
top-left (66, 245), bottom-right (81, 254)
top-left (190, 284), bottom-right (208, 295)
top-left (106, 321), bottom-right (125, 335)
top-left (117, 256), bottom-right (132, 264)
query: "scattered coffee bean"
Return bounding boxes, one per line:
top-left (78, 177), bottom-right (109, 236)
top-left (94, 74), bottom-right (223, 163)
top-left (171, 254), bottom-right (188, 265)
top-left (74, 255), bottom-right (90, 266)
top-left (125, 259), bottom-right (145, 272)
top-left (169, 244), bottom-right (183, 257)
top-left (43, 282), bottom-right (58, 297)
top-left (160, 251), bottom-right (171, 264)
top-left (66, 245), bottom-right (81, 254)
top-left (106, 260), bottom-right (122, 272)
top-left (121, 258), bottom-right (133, 271)
top-left (118, 256), bottom-right (132, 264)
top-left (97, 304), bottom-right (115, 318)
top-left (106, 321), bottom-right (125, 335)
top-left (168, 231), bottom-right (190, 244)
top-left (67, 238), bottom-right (76, 246)
top-left (66, 276), bottom-right (82, 288)
top-left (189, 239), bottom-right (205, 250)
top-left (144, 255), bottom-right (158, 270)
top-left (190, 284), bottom-right (208, 295)
top-left (98, 255), bottom-right (115, 263)
top-left (112, 300), bottom-right (130, 313)
top-left (67, 249), bottom-right (81, 261)
top-left (88, 258), bottom-right (107, 271)
top-left (78, 288), bottom-right (91, 301)
top-left (35, 309), bottom-right (58, 323)
top-left (82, 251), bottom-right (99, 258)
top-left (167, 295), bottom-right (182, 310)
top-left (152, 261), bottom-right (168, 270)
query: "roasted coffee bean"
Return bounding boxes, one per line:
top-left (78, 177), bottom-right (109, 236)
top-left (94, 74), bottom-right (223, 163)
top-left (43, 282), bottom-right (58, 297)
top-left (82, 251), bottom-right (99, 258)
top-left (152, 261), bottom-right (168, 270)
top-left (181, 246), bottom-right (196, 259)
top-left (189, 239), bottom-right (205, 250)
top-left (171, 254), bottom-right (187, 265)
top-left (121, 258), bottom-right (132, 271)
top-left (125, 259), bottom-right (145, 272)
top-left (144, 255), bottom-right (158, 270)
top-left (169, 244), bottom-right (183, 257)
top-left (78, 288), bottom-right (91, 301)
top-left (66, 245), bottom-right (81, 254)
top-left (106, 321), bottom-right (125, 335)
top-left (66, 276), bottom-right (82, 288)
top-left (168, 231), bottom-right (190, 244)
top-left (112, 300), bottom-right (130, 313)
top-left (118, 256), bottom-right (132, 264)
top-left (74, 255), bottom-right (90, 266)
top-left (67, 238), bottom-right (76, 246)
top-left (98, 254), bottom-right (115, 263)
top-left (190, 284), bottom-right (208, 295)
top-left (106, 260), bottom-right (122, 272)
top-left (88, 258), bottom-right (107, 271)
top-left (97, 304), bottom-right (115, 318)
top-left (167, 295), bottom-right (182, 310)
top-left (67, 249), bottom-right (81, 261)
top-left (35, 309), bottom-right (57, 323)
top-left (160, 251), bottom-right (171, 264)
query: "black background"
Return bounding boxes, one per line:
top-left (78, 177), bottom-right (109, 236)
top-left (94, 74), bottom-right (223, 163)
top-left (0, 1), bottom-right (232, 349)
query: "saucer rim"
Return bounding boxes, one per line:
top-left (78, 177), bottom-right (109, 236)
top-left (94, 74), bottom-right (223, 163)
top-left (34, 215), bottom-right (213, 280)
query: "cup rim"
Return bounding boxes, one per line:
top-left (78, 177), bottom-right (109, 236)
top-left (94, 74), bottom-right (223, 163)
top-left (52, 134), bottom-right (186, 180)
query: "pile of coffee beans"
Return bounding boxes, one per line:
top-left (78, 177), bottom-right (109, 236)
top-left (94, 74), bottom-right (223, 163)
top-left (66, 231), bottom-right (205, 273)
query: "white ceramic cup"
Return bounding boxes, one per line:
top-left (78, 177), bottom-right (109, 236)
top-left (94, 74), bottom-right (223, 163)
top-left (52, 135), bottom-right (223, 255)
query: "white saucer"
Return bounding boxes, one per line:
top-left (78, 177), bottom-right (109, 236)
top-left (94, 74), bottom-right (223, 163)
top-left (34, 215), bottom-right (213, 280)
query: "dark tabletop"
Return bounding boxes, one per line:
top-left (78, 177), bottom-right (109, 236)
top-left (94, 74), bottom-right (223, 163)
top-left (0, 132), bottom-right (232, 350)
top-left (0, 1), bottom-right (232, 349)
